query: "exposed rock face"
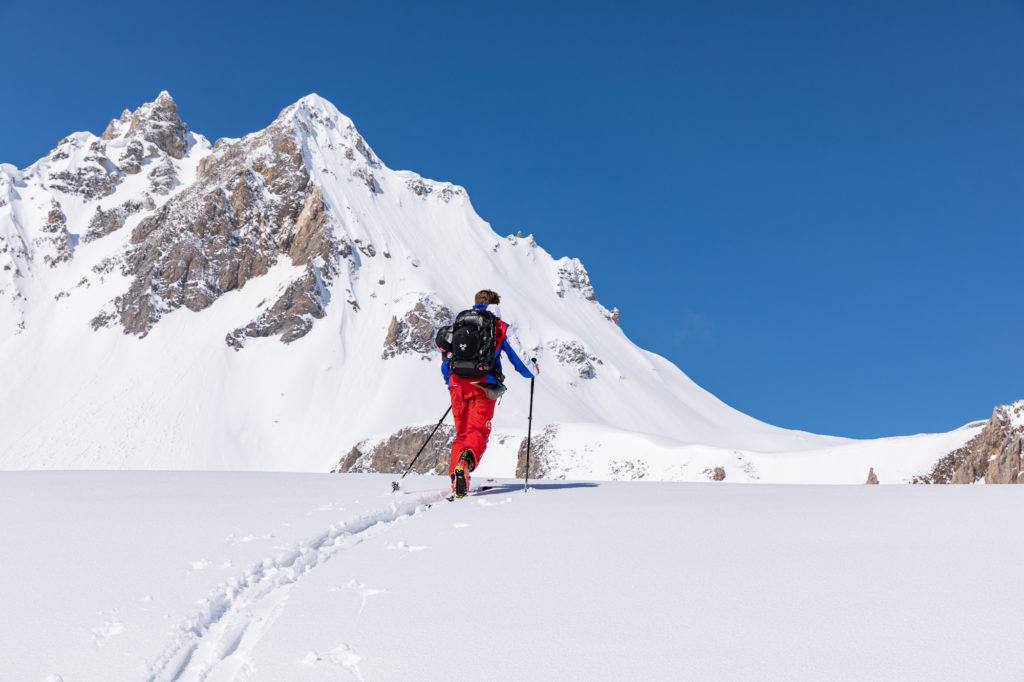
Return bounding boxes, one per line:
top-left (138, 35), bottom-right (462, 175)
top-left (866, 467), bottom-right (879, 484)
top-left (548, 339), bottom-right (602, 379)
top-left (516, 424), bottom-right (559, 479)
top-left (332, 425), bottom-right (456, 475)
top-left (609, 458), bottom-right (649, 480)
top-left (84, 200), bottom-right (147, 243)
top-left (912, 402), bottom-right (1024, 484)
top-left (147, 157), bottom-right (176, 195)
top-left (555, 257), bottom-right (596, 301)
top-left (704, 466), bottom-right (726, 481)
top-left (94, 107), bottom-right (339, 342)
top-left (38, 202), bottom-right (73, 267)
top-left (102, 91), bottom-right (190, 160)
top-left (404, 176), bottom-right (464, 203)
top-left (406, 178), bottom-right (431, 196)
top-left (118, 140), bottom-right (145, 174)
top-left (381, 296), bottom-right (452, 360)
top-left (281, 184), bottom-right (332, 266)
top-left (46, 139), bottom-right (120, 199)
top-left (226, 267), bottom-right (329, 349)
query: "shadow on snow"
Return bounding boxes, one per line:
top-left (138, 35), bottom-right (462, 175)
top-left (474, 482), bottom-right (600, 496)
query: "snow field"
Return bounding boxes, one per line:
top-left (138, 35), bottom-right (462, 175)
top-left (2, 472), bottom-right (1023, 681)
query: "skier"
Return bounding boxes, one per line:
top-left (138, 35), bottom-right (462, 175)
top-left (437, 290), bottom-right (538, 498)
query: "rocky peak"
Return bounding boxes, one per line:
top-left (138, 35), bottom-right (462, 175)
top-left (101, 91), bottom-right (190, 159)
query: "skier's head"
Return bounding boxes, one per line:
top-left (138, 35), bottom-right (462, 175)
top-left (475, 290), bottom-right (501, 305)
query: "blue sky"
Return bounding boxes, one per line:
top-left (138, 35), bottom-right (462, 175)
top-left (2, 1), bottom-right (1022, 438)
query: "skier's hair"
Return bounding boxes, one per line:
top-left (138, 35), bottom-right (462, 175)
top-left (475, 290), bottom-right (501, 305)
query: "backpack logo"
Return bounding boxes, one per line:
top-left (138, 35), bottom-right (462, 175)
top-left (459, 343), bottom-right (467, 351)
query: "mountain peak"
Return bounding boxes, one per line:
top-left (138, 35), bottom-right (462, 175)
top-left (277, 93), bottom-right (356, 130)
top-left (274, 94), bottom-right (381, 170)
top-left (101, 91), bottom-right (190, 159)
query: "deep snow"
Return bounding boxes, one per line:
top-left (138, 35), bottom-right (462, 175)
top-left (3, 472), bottom-right (1023, 681)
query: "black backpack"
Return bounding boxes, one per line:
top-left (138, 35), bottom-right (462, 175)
top-left (436, 309), bottom-right (504, 382)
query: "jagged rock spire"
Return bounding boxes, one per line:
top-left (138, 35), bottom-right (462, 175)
top-left (101, 91), bottom-right (189, 159)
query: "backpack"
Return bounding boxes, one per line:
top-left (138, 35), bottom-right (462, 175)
top-left (436, 308), bottom-right (504, 383)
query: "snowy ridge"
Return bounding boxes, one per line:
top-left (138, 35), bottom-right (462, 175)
top-left (0, 92), bottom-right (985, 482)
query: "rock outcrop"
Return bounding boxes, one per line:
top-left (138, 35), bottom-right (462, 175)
top-left (866, 467), bottom-right (879, 484)
top-left (46, 139), bottom-right (120, 199)
top-left (37, 202), bottom-right (73, 267)
top-left (118, 140), bottom-right (145, 174)
top-left (95, 108), bottom-right (337, 342)
top-left (225, 267), bottom-right (329, 349)
top-left (102, 91), bottom-right (190, 160)
top-left (147, 157), bottom-right (176, 195)
top-left (516, 424), bottom-right (559, 479)
top-left (912, 402), bottom-right (1024, 484)
top-left (702, 466), bottom-right (726, 481)
top-left (554, 257), bottom-right (596, 301)
top-left (333, 425), bottom-right (456, 475)
top-left (381, 296), bottom-right (452, 360)
top-left (547, 339), bottom-right (602, 379)
top-left (609, 459), bottom-right (650, 479)
top-left (83, 199), bottom-right (148, 243)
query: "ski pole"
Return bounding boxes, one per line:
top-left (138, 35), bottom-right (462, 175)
top-left (392, 406), bottom-right (452, 493)
top-left (524, 364), bottom-right (536, 492)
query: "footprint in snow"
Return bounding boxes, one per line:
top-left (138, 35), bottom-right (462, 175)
top-left (386, 540), bottom-right (427, 553)
top-left (332, 579), bottom-right (387, 614)
top-left (90, 618), bottom-right (124, 647)
top-left (301, 643), bottom-right (364, 680)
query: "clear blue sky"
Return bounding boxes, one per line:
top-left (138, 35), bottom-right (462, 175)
top-left (2, 1), bottom-right (1022, 438)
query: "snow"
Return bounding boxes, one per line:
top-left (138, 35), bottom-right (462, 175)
top-left (3, 471), bottom-right (1024, 681)
top-left (1006, 400), bottom-right (1024, 432)
top-left (0, 92), bottom-right (989, 481)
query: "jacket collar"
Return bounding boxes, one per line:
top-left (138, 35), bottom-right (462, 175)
top-left (473, 303), bottom-right (502, 319)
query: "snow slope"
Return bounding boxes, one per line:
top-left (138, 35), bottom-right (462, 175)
top-left (0, 93), bottom-right (981, 481)
top-left (2, 472), bottom-right (1023, 681)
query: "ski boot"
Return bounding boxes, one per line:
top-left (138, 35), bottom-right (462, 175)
top-left (452, 450), bottom-right (476, 499)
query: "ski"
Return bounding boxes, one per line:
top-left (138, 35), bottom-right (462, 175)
top-left (445, 479), bottom-right (498, 501)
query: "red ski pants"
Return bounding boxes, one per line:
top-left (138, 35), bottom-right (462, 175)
top-left (449, 383), bottom-right (496, 475)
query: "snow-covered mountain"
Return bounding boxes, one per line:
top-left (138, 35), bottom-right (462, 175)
top-left (0, 93), bottom-right (993, 481)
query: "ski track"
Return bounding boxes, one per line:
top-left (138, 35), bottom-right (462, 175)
top-left (141, 492), bottom-right (443, 682)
